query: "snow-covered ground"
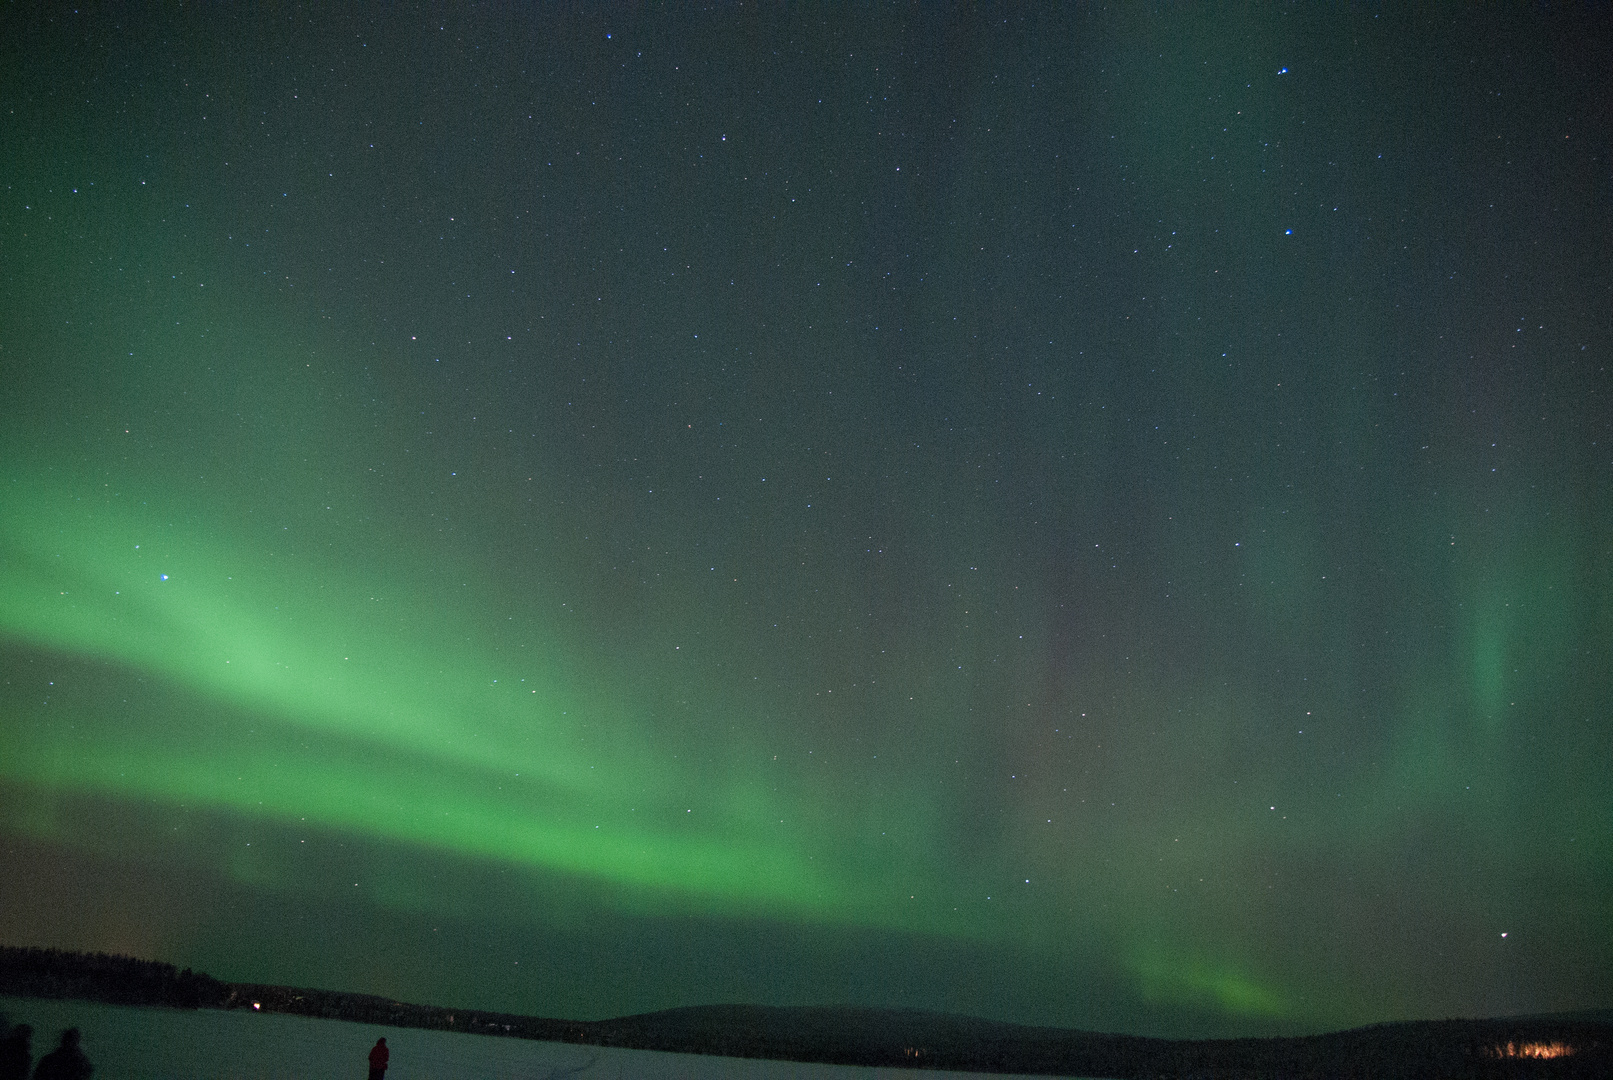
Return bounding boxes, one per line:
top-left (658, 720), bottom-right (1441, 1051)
top-left (2, 996), bottom-right (1094, 1080)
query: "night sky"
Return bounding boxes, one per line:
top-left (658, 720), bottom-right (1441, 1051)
top-left (2, 5), bottom-right (1610, 1040)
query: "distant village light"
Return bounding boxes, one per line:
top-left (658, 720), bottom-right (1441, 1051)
top-left (1491, 1041), bottom-right (1573, 1060)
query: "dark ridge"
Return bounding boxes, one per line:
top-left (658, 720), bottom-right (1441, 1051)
top-left (222, 980), bottom-right (590, 1045)
top-left (3, 947), bottom-right (1610, 1078)
top-left (0, 945), bottom-right (229, 1009)
top-left (586, 1004), bottom-right (1613, 1078)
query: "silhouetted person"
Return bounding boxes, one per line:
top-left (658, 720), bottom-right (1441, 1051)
top-left (0, 1023), bottom-right (31, 1080)
top-left (32, 1028), bottom-right (90, 1080)
top-left (367, 1037), bottom-right (388, 1080)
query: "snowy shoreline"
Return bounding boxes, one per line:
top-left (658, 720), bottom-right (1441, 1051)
top-left (2, 996), bottom-right (1090, 1080)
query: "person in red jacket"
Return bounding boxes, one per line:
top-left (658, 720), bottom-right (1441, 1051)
top-left (367, 1037), bottom-right (389, 1080)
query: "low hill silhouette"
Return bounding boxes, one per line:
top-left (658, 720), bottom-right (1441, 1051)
top-left (2, 946), bottom-right (1609, 1078)
top-left (0, 945), bottom-right (228, 1008)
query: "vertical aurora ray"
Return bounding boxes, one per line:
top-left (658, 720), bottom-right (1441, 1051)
top-left (2, 2), bottom-right (1611, 1036)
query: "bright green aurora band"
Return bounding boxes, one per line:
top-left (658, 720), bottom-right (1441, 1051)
top-left (2, 4), bottom-right (1610, 1037)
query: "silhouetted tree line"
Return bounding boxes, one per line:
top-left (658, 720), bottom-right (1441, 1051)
top-left (222, 982), bottom-right (589, 1045)
top-left (2, 947), bottom-right (1608, 1078)
top-left (580, 1005), bottom-right (1612, 1079)
top-left (0, 947), bottom-right (228, 1009)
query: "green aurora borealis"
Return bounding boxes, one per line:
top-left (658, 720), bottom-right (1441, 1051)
top-left (2, 5), bottom-right (1610, 1037)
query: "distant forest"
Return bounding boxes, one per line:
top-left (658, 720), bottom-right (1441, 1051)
top-left (1, 946), bottom-right (1609, 1079)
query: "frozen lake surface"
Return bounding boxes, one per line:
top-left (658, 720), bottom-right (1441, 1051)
top-left (2, 996), bottom-right (1097, 1080)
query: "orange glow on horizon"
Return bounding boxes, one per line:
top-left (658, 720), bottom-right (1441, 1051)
top-left (1490, 1040), bottom-right (1574, 1059)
